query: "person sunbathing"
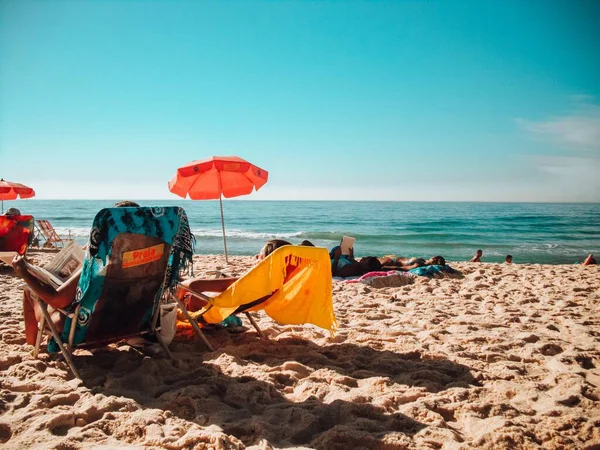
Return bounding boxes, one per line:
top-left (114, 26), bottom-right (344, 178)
top-left (393, 255), bottom-right (446, 270)
top-left (330, 246), bottom-right (363, 277)
top-left (329, 246), bottom-right (388, 277)
top-left (583, 254), bottom-right (597, 265)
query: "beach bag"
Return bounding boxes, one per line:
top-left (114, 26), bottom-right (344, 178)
top-left (159, 303), bottom-right (178, 345)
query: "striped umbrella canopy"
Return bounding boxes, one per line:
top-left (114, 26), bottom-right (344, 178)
top-left (0, 179), bottom-right (35, 213)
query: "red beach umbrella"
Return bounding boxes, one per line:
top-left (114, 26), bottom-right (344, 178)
top-left (168, 156), bottom-right (268, 262)
top-left (0, 179), bottom-right (35, 213)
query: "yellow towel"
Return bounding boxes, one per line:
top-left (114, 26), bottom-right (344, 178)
top-left (190, 246), bottom-right (337, 336)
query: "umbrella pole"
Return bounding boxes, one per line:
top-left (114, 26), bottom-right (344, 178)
top-left (219, 195), bottom-right (229, 264)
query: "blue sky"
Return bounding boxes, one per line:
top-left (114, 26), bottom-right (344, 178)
top-left (1, 0), bottom-right (599, 201)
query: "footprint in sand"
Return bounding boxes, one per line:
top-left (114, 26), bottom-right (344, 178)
top-left (0, 355), bottom-right (22, 371)
top-left (45, 412), bottom-right (77, 436)
top-left (33, 392), bottom-right (80, 409)
top-left (574, 355), bottom-right (595, 370)
top-left (0, 423), bottom-right (11, 444)
top-left (1, 332), bottom-right (26, 345)
top-left (539, 343), bottom-right (563, 356)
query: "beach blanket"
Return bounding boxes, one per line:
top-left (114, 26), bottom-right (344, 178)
top-left (181, 245), bottom-right (337, 336)
top-left (345, 270), bottom-right (416, 288)
top-left (409, 264), bottom-right (461, 278)
top-left (49, 206), bottom-right (194, 352)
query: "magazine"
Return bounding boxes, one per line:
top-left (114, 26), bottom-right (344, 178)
top-left (26, 241), bottom-right (85, 290)
top-left (0, 252), bottom-right (18, 266)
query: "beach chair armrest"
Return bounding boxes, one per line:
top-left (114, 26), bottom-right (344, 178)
top-left (175, 282), bottom-right (213, 302)
top-left (173, 283), bottom-right (217, 318)
top-left (56, 307), bottom-right (77, 319)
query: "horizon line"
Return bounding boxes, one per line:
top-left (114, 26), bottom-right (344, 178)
top-left (10, 199), bottom-right (600, 204)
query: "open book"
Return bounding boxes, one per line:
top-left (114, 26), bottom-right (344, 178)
top-left (26, 241), bottom-right (85, 290)
top-left (340, 235), bottom-right (355, 256)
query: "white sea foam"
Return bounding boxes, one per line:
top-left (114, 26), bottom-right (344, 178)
top-left (190, 229), bottom-right (304, 239)
top-left (51, 227), bottom-right (307, 241)
top-left (52, 227), bottom-right (90, 238)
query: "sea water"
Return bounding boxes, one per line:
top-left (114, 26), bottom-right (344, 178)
top-left (6, 200), bottom-right (599, 264)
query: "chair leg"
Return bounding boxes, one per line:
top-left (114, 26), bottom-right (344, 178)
top-left (33, 314), bottom-right (46, 358)
top-left (245, 312), bottom-right (267, 339)
top-left (35, 299), bottom-right (81, 379)
top-left (154, 331), bottom-right (174, 360)
top-left (173, 296), bottom-right (215, 352)
top-left (67, 305), bottom-right (80, 350)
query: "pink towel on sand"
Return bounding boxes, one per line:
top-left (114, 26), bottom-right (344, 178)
top-left (345, 270), bottom-right (416, 287)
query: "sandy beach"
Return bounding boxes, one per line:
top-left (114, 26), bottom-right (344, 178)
top-left (0, 254), bottom-right (599, 449)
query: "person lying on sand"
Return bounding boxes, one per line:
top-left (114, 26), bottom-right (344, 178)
top-left (330, 246), bottom-right (374, 277)
top-left (583, 254), bottom-right (597, 265)
top-left (392, 256), bottom-right (446, 270)
top-left (329, 246), bottom-right (396, 277)
top-left (330, 245), bottom-right (447, 277)
top-left (470, 249), bottom-right (483, 262)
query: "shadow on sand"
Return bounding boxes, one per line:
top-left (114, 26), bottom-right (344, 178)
top-left (73, 335), bottom-right (478, 448)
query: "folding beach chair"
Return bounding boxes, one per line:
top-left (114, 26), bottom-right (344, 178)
top-left (174, 245), bottom-right (336, 350)
top-left (33, 206), bottom-right (194, 379)
top-left (35, 219), bottom-right (70, 248)
top-left (0, 214), bottom-right (34, 265)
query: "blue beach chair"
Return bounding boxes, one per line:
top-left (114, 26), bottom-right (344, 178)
top-left (33, 206), bottom-right (195, 378)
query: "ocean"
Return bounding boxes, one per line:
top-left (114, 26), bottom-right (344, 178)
top-left (5, 200), bottom-right (599, 264)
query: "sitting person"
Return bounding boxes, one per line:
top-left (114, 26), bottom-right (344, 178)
top-left (0, 207), bottom-right (34, 256)
top-left (12, 201), bottom-right (145, 344)
top-left (4, 207), bottom-right (22, 216)
top-left (256, 239), bottom-right (316, 260)
top-left (12, 255), bottom-right (80, 345)
top-left (470, 249), bottom-right (483, 262)
top-left (257, 239), bottom-right (292, 260)
top-left (583, 254), bottom-right (597, 266)
top-left (505, 255), bottom-right (513, 264)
